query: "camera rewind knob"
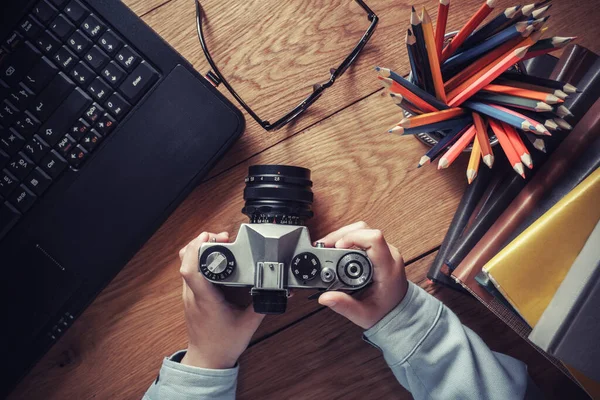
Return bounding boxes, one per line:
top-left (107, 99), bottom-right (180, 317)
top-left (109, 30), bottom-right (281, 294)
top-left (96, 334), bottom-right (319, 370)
top-left (199, 246), bottom-right (236, 281)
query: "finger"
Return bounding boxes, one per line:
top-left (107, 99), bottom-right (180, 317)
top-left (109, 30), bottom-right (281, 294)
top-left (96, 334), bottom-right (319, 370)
top-left (180, 232), bottom-right (229, 299)
top-left (318, 291), bottom-right (372, 329)
top-left (240, 303), bottom-right (266, 334)
top-left (317, 221), bottom-right (370, 246)
top-left (334, 229), bottom-right (395, 278)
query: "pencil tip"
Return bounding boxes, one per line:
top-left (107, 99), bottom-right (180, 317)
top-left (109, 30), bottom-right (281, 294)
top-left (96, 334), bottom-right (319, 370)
top-left (522, 154), bottom-right (533, 169)
top-left (483, 155), bottom-right (494, 168)
top-left (438, 158), bottom-right (449, 169)
top-left (564, 83), bottom-right (577, 93)
top-left (514, 163), bottom-right (525, 177)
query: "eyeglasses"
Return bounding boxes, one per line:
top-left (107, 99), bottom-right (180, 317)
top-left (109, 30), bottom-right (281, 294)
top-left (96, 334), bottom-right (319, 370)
top-left (195, 0), bottom-right (378, 131)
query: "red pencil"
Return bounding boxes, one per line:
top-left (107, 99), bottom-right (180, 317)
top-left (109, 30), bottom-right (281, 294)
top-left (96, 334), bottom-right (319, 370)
top-left (435, 0), bottom-right (450, 61)
top-left (488, 118), bottom-right (525, 178)
top-left (441, 0), bottom-right (496, 62)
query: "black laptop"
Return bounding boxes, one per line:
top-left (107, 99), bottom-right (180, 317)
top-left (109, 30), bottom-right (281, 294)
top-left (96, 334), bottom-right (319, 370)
top-left (0, 0), bottom-right (244, 395)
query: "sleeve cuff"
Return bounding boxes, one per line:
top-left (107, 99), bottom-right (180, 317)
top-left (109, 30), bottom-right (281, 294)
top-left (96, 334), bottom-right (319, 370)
top-left (161, 350), bottom-right (239, 379)
top-left (363, 281), bottom-right (444, 366)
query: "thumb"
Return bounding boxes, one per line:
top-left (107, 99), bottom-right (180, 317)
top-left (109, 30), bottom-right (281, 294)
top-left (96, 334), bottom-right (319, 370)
top-left (318, 291), bottom-right (371, 329)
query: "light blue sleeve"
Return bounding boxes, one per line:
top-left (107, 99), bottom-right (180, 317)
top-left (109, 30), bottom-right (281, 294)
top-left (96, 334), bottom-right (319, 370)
top-left (143, 350), bottom-right (237, 400)
top-left (363, 281), bottom-right (542, 400)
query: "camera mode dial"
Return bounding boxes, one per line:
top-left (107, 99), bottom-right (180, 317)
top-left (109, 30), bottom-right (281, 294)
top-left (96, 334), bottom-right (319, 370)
top-left (336, 253), bottom-right (372, 288)
top-left (200, 246), bottom-right (236, 281)
top-left (291, 252), bottom-right (321, 282)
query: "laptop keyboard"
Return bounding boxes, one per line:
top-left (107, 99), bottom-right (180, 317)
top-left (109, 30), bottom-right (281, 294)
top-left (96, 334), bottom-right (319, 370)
top-left (0, 0), bottom-right (160, 240)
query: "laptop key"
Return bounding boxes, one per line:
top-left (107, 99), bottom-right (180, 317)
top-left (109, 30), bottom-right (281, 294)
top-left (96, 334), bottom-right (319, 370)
top-left (98, 30), bottom-right (122, 55)
top-left (83, 45), bottom-right (109, 72)
top-left (24, 56), bottom-right (58, 94)
top-left (119, 61), bottom-right (158, 103)
top-left (4, 31), bottom-right (24, 52)
top-left (52, 45), bottom-right (78, 71)
top-left (94, 113), bottom-right (116, 136)
top-left (31, 71), bottom-right (75, 121)
top-left (33, 1), bottom-right (58, 25)
top-left (0, 170), bottom-right (19, 198)
top-left (69, 118), bottom-right (90, 140)
top-left (8, 152), bottom-right (35, 180)
top-left (19, 15), bottom-right (44, 40)
top-left (23, 135), bottom-right (50, 163)
top-left (66, 144), bottom-right (87, 168)
top-left (24, 167), bottom-right (52, 196)
top-left (70, 61), bottom-right (94, 86)
top-left (102, 61), bottom-right (126, 87)
top-left (9, 84), bottom-right (35, 110)
top-left (13, 111), bottom-right (41, 139)
top-left (81, 129), bottom-right (101, 151)
top-left (81, 14), bottom-right (106, 39)
top-left (39, 87), bottom-right (91, 146)
top-left (41, 149), bottom-right (67, 178)
top-left (87, 76), bottom-right (111, 102)
top-left (55, 134), bottom-right (76, 157)
top-left (1, 42), bottom-right (41, 87)
top-left (83, 102), bottom-right (103, 124)
top-left (35, 30), bottom-right (61, 56)
top-left (0, 101), bottom-right (19, 127)
top-left (0, 128), bottom-right (25, 156)
top-left (49, 14), bottom-right (75, 40)
top-left (67, 30), bottom-right (92, 55)
top-left (64, 0), bottom-right (89, 24)
top-left (9, 184), bottom-right (37, 213)
top-left (0, 202), bottom-right (21, 241)
top-left (105, 92), bottom-right (129, 120)
top-left (115, 46), bottom-right (140, 71)
top-left (0, 150), bottom-right (9, 169)
top-left (48, 0), bottom-right (69, 8)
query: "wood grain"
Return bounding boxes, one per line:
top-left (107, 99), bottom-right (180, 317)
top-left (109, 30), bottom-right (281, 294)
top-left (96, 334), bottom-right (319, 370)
top-left (8, 0), bottom-right (600, 398)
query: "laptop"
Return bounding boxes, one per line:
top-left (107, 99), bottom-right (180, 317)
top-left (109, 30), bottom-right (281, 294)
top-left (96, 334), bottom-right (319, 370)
top-left (0, 0), bottom-right (245, 395)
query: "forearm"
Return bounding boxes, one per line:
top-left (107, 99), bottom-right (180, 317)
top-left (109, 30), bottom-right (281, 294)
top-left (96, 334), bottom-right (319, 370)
top-left (143, 350), bottom-right (238, 400)
top-left (364, 282), bottom-right (538, 400)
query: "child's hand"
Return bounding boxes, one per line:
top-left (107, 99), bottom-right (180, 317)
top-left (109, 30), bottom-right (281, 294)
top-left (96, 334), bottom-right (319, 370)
top-left (317, 222), bottom-right (409, 330)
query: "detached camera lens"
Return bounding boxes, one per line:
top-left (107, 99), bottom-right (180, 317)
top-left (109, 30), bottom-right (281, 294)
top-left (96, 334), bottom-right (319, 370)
top-left (242, 165), bottom-right (313, 225)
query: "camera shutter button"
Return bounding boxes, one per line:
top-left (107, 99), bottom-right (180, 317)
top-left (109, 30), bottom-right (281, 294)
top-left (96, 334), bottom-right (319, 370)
top-left (315, 242), bottom-right (326, 248)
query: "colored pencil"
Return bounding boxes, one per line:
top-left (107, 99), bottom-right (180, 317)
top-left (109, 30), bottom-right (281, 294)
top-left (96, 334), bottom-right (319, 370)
top-left (421, 8), bottom-right (447, 102)
top-left (499, 72), bottom-right (578, 93)
top-left (529, 36), bottom-right (577, 52)
top-left (418, 124), bottom-right (471, 167)
top-left (482, 84), bottom-right (562, 104)
top-left (443, 23), bottom-right (533, 74)
top-left (523, 48), bottom-right (564, 61)
top-left (460, 5), bottom-right (522, 50)
top-left (389, 115), bottom-right (472, 135)
top-left (486, 104), bottom-right (550, 135)
top-left (389, 93), bottom-right (424, 115)
top-left (411, 7), bottom-right (435, 94)
top-left (524, 131), bottom-right (546, 152)
top-left (441, 0), bottom-right (496, 62)
top-left (448, 46), bottom-right (530, 107)
top-left (438, 125), bottom-right (477, 169)
top-left (463, 100), bottom-right (536, 131)
top-left (493, 78), bottom-right (569, 98)
top-left (531, 16), bottom-right (549, 32)
top-left (406, 30), bottom-right (421, 88)
top-left (472, 112), bottom-right (494, 167)
top-left (553, 117), bottom-right (572, 130)
top-left (517, 109), bottom-right (560, 131)
top-left (502, 122), bottom-right (533, 169)
top-left (531, 4), bottom-right (552, 19)
top-left (471, 92), bottom-right (554, 112)
top-left (376, 69), bottom-right (449, 110)
top-left (555, 105), bottom-right (573, 118)
top-left (435, 0), bottom-right (450, 61)
top-left (379, 77), bottom-right (438, 113)
top-left (466, 135), bottom-right (481, 183)
top-left (520, 0), bottom-right (551, 19)
top-left (398, 108), bottom-right (466, 128)
top-left (488, 118), bottom-right (525, 177)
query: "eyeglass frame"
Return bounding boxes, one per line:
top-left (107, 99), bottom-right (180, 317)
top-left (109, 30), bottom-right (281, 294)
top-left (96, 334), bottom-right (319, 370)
top-left (195, 0), bottom-right (379, 131)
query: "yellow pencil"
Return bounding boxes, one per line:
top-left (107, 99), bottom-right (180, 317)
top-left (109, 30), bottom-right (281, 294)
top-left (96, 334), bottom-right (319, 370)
top-left (421, 7), bottom-right (447, 103)
top-left (467, 135), bottom-right (481, 184)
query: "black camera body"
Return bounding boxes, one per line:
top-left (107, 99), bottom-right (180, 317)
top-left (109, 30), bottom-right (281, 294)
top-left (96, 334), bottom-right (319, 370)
top-left (198, 165), bottom-right (373, 314)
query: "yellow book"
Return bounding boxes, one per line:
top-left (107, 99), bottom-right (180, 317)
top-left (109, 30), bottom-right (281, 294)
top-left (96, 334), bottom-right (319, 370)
top-left (483, 168), bottom-right (600, 327)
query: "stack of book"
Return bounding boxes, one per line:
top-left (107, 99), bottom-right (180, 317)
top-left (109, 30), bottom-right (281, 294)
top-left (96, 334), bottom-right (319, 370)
top-left (427, 43), bottom-right (600, 396)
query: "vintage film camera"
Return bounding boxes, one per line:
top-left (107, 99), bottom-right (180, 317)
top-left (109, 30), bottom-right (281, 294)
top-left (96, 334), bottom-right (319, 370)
top-left (198, 165), bottom-right (373, 314)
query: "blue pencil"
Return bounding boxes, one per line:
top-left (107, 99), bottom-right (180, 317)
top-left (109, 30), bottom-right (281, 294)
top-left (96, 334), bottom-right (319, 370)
top-left (390, 115), bottom-right (473, 135)
top-left (418, 123), bottom-right (472, 167)
top-left (460, 5), bottom-right (522, 50)
top-left (443, 22), bottom-right (532, 75)
top-left (463, 101), bottom-right (536, 131)
top-left (376, 67), bottom-right (449, 110)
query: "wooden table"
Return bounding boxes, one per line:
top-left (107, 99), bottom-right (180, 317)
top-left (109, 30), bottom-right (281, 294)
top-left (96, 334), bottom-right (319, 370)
top-left (10, 0), bottom-right (600, 399)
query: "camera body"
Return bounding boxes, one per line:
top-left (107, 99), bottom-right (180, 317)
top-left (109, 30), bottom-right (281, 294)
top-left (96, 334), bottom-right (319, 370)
top-left (197, 165), bottom-right (373, 314)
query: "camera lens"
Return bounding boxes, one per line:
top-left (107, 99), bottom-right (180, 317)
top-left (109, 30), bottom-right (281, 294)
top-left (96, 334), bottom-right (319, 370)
top-left (242, 165), bottom-right (313, 225)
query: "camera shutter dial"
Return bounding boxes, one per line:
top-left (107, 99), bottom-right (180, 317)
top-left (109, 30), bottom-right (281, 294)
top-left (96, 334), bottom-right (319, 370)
top-left (291, 252), bottom-right (321, 282)
top-left (199, 246), bottom-right (236, 281)
top-left (336, 253), bottom-right (372, 288)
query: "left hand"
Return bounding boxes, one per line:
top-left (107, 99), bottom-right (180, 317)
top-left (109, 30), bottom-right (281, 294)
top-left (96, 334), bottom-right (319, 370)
top-left (179, 231), bottom-right (265, 369)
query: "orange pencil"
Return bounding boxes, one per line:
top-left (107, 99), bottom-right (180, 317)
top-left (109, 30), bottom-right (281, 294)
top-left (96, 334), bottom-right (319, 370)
top-left (448, 46), bottom-right (530, 107)
top-left (441, 0), bottom-right (496, 62)
top-left (488, 118), bottom-right (525, 178)
top-left (466, 135), bottom-right (481, 183)
top-left (472, 112), bottom-right (494, 167)
top-left (444, 29), bottom-right (542, 93)
top-left (398, 108), bottom-right (465, 128)
top-left (379, 77), bottom-right (438, 113)
top-left (438, 125), bottom-right (476, 169)
top-left (435, 0), bottom-right (450, 61)
top-left (489, 104), bottom-right (550, 135)
top-left (482, 84), bottom-right (563, 104)
top-left (421, 7), bottom-right (447, 102)
top-left (502, 122), bottom-right (533, 169)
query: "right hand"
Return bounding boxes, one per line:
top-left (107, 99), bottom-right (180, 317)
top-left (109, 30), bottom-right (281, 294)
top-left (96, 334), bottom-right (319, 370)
top-left (316, 222), bottom-right (409, 330)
